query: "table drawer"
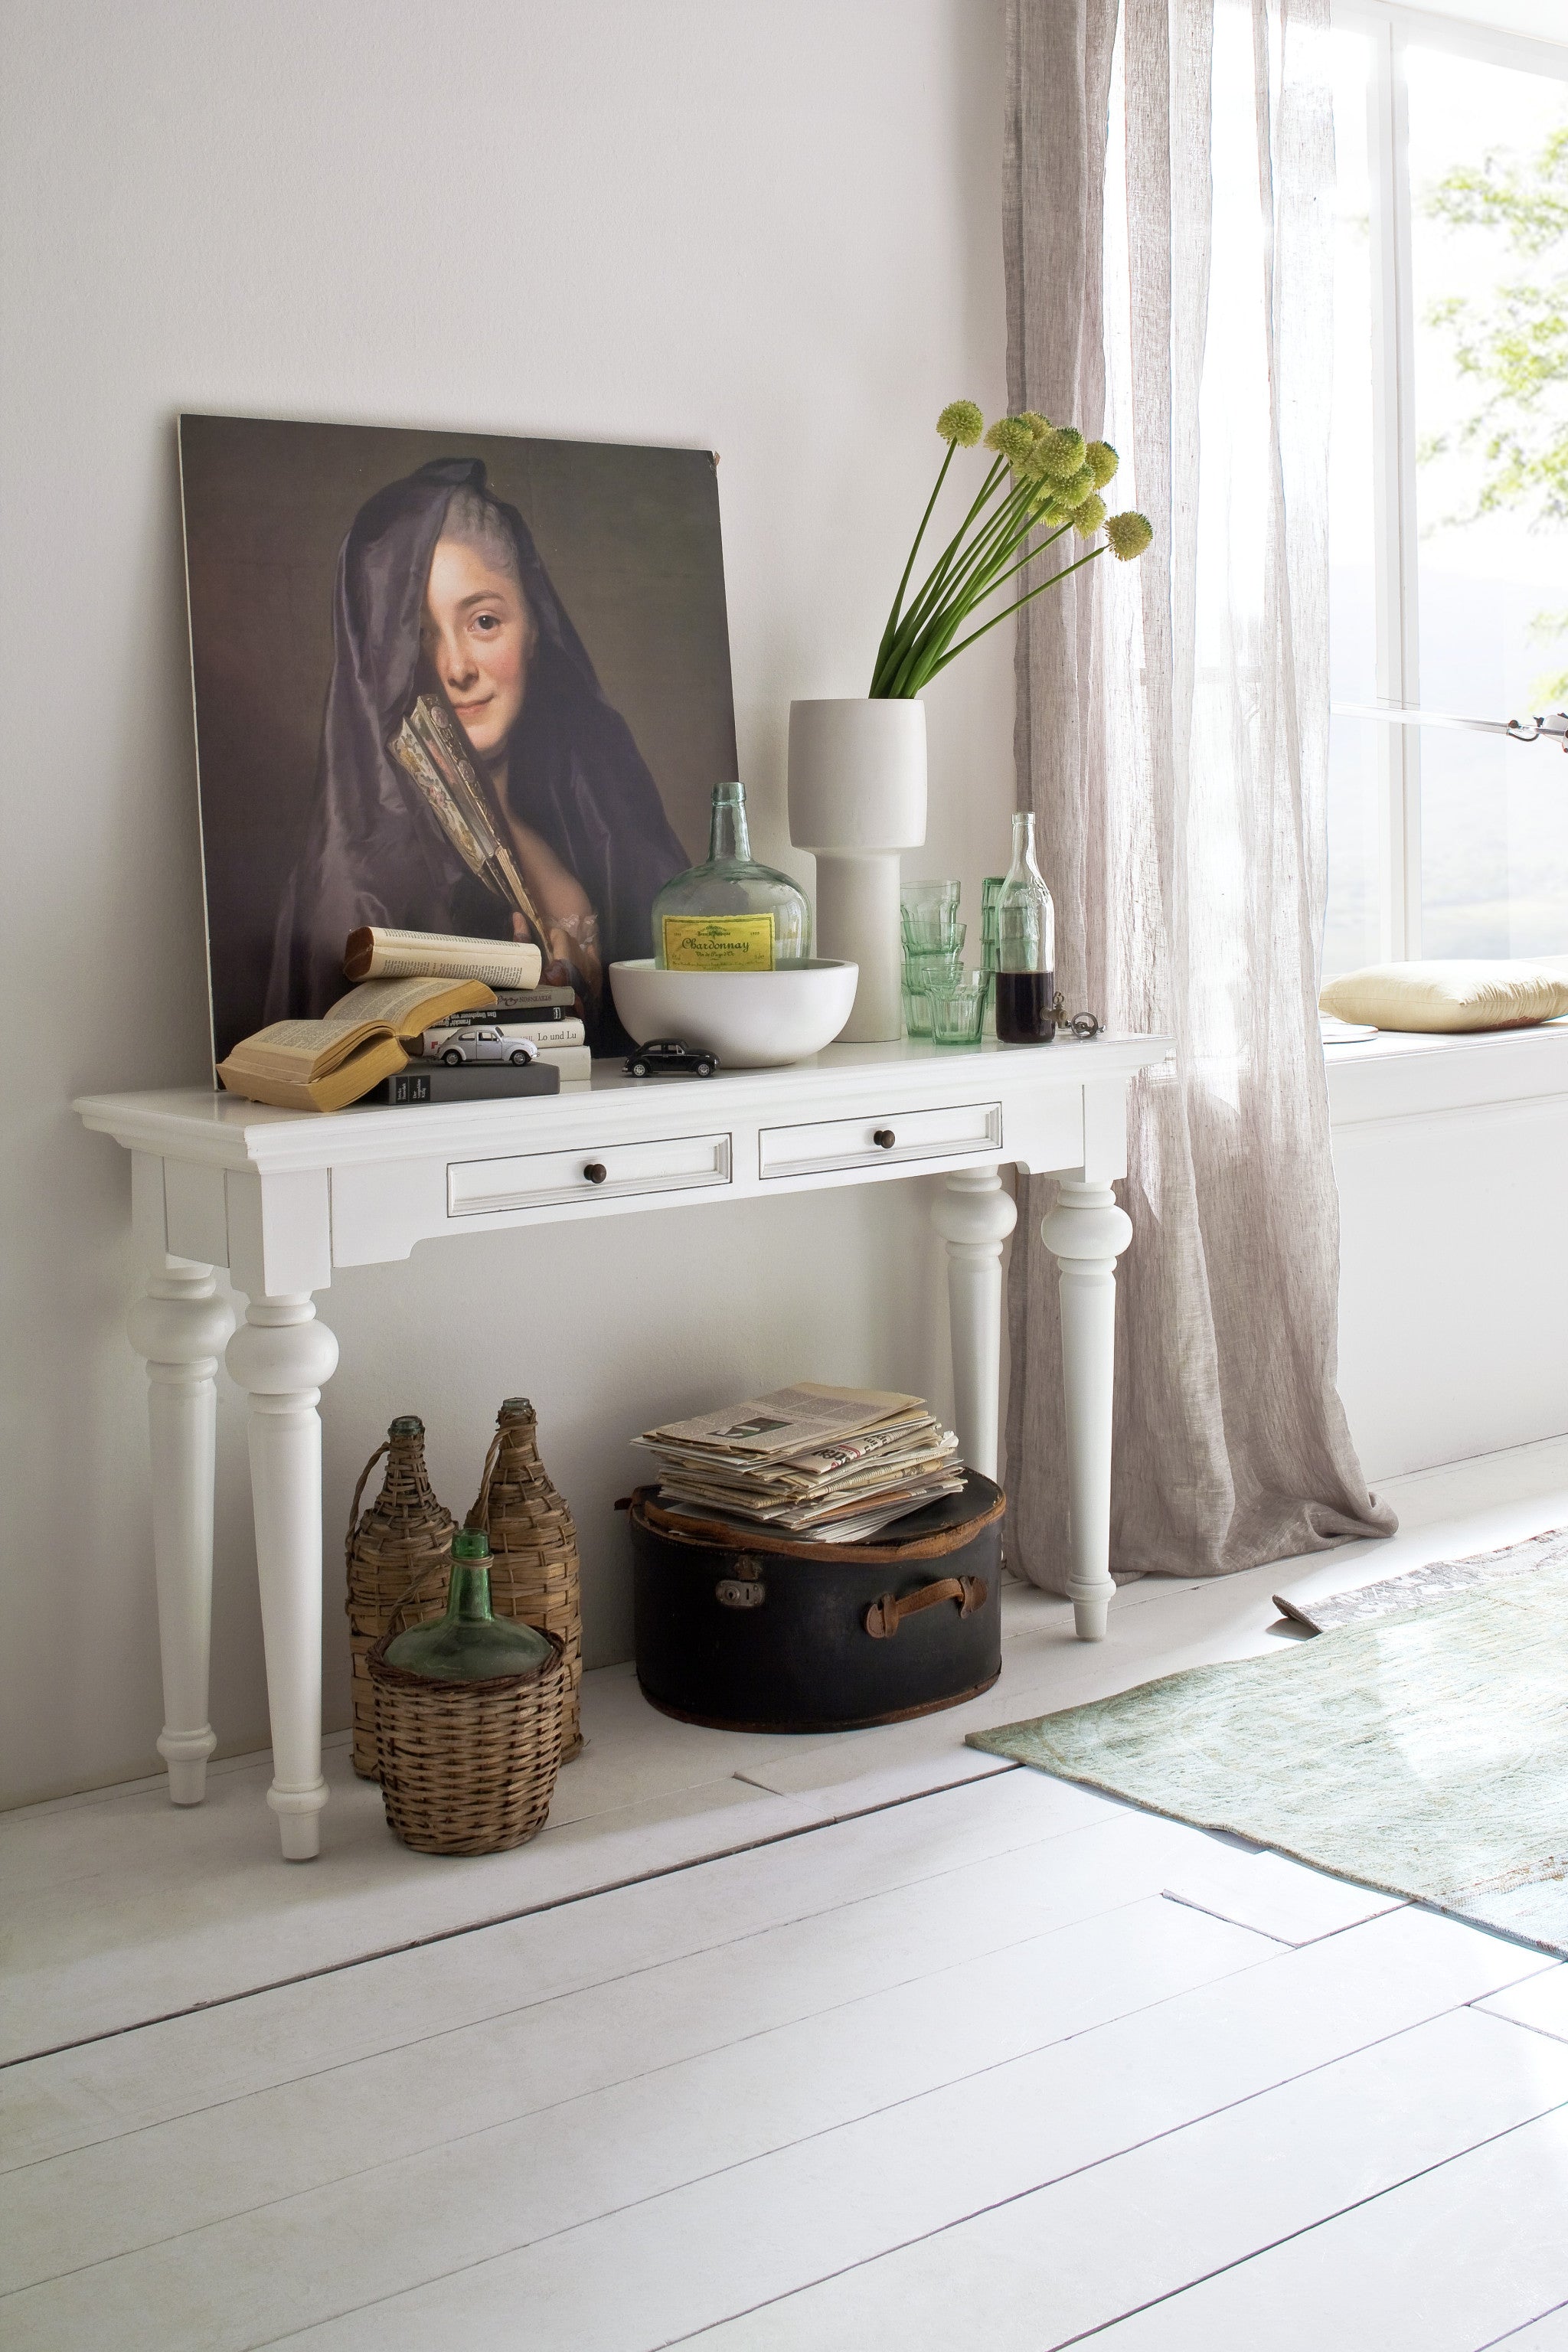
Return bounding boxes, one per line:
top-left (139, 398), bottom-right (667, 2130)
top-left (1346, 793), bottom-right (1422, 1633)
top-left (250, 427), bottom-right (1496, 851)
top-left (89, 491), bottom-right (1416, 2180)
top-left (759, 1099), bottom-right (1002, 1180)
top-left (449, 1131), bottom-right (732, 1216)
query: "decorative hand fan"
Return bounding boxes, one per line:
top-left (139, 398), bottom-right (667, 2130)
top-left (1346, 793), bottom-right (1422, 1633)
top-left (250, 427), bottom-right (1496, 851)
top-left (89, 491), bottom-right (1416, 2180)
top-left (390, 696), bottom-right (547, 936)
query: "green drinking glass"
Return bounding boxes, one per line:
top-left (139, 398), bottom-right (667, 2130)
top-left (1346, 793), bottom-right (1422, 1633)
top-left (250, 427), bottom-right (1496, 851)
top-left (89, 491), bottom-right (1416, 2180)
top-left (928, 975), bottom-right (988, 1046)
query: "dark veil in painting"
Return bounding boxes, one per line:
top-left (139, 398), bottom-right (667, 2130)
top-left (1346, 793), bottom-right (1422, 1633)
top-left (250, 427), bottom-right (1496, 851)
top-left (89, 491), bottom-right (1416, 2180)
top-left (179, 419), bottom-right (739, 1061)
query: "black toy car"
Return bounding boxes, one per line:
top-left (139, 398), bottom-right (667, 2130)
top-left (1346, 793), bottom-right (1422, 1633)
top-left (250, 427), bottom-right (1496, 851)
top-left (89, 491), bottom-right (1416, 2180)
top-left (624, 1037), bottom-right (720, 1080)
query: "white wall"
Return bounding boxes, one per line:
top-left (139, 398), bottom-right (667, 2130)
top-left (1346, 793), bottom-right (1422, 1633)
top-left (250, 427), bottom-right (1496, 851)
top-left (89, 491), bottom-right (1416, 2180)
top-left (1329, 1035), bottom-right (1568, 1483)
top-left (0, 0), bottom-right (1013, 1806)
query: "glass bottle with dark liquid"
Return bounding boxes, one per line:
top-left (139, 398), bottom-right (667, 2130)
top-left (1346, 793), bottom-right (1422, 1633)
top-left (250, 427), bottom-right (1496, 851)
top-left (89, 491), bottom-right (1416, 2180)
top-left (994, 810), bottom-right (1057, 1044)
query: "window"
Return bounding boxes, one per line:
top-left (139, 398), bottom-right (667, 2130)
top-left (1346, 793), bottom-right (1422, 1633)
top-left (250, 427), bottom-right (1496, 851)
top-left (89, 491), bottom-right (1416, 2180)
top-left (1325, 4), bottom-right (1568, 977)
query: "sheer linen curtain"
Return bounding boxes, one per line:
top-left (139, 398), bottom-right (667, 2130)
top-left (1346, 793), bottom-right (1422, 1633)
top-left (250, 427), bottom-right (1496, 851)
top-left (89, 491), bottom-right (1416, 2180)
top-left (1003, 0), bottom-right (1395, 1588)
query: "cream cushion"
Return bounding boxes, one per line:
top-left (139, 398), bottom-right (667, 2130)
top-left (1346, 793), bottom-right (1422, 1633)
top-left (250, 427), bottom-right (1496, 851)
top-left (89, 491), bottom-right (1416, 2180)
top-left (1321, 958), bottom-right (1568, 1034)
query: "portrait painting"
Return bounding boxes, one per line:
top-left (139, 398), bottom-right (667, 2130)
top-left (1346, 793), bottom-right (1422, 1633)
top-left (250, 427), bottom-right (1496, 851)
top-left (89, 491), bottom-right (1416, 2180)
top-left (178, 415), bottom-right (739, 1064)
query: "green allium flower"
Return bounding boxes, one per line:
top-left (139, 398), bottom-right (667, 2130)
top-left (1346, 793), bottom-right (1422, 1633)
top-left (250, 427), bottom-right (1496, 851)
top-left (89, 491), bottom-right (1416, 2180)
top-left (1019, 410), bottom-right (1052, 440)
top-left (1086, 440), bottom-right (1119, 489)
top-left (1037, 426), bottom-right (1086, 480)
top-left (1106, 510), bottom-right (1154, 561)
top-left (984, 416), bottom-right (1037, 465)
top-left (1073, 493), bottom-right (1107, 537)
top-left (1060, 466), bottom-right (1097, 508)
top-left (936, 400), bottom-right (985, 448)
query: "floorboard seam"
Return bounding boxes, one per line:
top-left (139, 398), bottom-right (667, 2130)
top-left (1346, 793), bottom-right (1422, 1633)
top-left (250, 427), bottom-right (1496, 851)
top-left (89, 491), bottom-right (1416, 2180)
top-left (632, 2052), bottom-right (1568, 2347)
top-left (81, 1977), bottom-right (1517, 2341)
top-left (1044, 2098), bottom-right (1568, 2349)
top-left (2, 1891), bottom-right (1259, 2293)
top-left (0, 1762), bottom-right (1024, 2070)
top-left (1156, 1890), bottom-right (1295, 1944)
top-left (1, 1877), bottom-right (1179, 2183)
top-left (1478, 2294), bottom-right (1568, 2348)
top-left (1468, 1999), bottom-right (1568, 2050)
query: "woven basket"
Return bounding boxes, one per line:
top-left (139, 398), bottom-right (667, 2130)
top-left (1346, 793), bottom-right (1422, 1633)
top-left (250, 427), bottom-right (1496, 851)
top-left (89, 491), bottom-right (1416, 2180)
top-left (345, 1419), bottom-right (454, 1779)
top-left (368, 1628), bottom-right (566, 1855)
top-left (469, 1398), bottom-right (583, 1759)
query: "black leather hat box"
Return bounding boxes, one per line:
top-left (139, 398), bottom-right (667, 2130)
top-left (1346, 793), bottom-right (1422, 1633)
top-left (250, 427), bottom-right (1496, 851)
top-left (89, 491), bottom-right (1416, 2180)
top-left (628, 1472), bottom-right (1004, 1733)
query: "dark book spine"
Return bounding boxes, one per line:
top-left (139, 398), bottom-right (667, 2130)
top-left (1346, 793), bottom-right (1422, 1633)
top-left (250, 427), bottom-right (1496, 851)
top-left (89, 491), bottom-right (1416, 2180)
top-left (365, 1063), bottom-right (562, 1106)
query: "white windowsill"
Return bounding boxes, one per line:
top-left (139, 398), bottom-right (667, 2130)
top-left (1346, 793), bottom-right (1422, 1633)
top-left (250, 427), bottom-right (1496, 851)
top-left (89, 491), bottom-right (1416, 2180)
top-left (1325, 1018), bottom-right (1568, 1125)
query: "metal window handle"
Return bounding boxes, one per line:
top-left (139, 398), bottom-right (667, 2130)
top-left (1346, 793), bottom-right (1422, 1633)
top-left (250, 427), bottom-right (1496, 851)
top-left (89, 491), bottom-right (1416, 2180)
top-left (583, 1161), bottom-right (608, 1184)
top-left (873, 1129), bottom-right (897, 1149)
top-left (1333, 701), bottom-right (1568, 751)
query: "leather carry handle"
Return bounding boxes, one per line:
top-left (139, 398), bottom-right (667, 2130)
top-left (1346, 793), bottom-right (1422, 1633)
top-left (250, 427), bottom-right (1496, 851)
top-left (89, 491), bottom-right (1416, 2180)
top-left (864, 1574), bottom-right (987, 1639)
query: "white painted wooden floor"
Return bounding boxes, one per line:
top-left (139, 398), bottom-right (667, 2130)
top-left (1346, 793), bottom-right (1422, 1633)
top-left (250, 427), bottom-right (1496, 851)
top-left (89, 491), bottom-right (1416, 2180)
top-left (5, 1437), bottom-right (1568, 2349)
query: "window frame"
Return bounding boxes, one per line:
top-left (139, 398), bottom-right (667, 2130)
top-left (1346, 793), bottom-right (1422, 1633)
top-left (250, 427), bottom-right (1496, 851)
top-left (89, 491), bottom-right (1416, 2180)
top-left (1328, 0), bottom-right (1568, 962)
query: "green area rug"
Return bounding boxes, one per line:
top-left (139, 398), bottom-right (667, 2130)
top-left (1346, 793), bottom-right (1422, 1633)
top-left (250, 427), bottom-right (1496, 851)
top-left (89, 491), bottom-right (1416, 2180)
top-left (969, 1533), bottom-right (1568, 1955)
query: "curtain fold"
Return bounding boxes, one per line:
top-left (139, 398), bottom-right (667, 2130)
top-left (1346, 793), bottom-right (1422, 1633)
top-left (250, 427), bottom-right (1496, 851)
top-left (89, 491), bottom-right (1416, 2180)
top-left (1004, 0), bottom-right (1396, 1588)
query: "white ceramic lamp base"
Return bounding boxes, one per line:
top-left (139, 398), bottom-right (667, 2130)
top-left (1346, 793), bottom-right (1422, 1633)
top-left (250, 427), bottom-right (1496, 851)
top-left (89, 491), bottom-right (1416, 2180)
top-left (788, 698), bottom-right (927, 1045)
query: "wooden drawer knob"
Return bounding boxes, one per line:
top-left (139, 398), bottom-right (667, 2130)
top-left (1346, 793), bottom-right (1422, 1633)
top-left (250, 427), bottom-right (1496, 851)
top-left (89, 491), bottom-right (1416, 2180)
top-left (873, 1129), bottom-right (896, 1150)
top-left (583, 1161), bottom-right (608, 1184)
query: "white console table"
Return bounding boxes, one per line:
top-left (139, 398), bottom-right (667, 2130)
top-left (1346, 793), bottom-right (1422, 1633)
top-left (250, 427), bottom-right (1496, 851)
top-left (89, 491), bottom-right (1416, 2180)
top-left (77, 1031), bottom-right (1170, 1860)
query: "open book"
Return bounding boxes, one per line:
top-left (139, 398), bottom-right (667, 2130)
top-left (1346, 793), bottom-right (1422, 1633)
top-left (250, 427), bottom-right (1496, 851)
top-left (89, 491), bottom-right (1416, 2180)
top-left (343, 926), bottom-right (544, 989)
top-left (217, 975), bottom-right (494, 1112)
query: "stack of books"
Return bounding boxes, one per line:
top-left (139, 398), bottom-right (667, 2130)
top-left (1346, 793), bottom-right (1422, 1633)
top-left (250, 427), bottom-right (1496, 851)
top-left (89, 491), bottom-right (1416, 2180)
top-left (423, 987), bottom-right (590, 1086)
top-left (217, 926), bottom-right (584, 1111)
top-left (635, 1382), bottom-right (965, 1544)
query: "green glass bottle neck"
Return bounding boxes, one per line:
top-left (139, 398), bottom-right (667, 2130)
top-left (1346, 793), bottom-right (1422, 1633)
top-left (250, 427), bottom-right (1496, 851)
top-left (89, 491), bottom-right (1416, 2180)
top-left (444, 1561), bottom-right (495, 1623)
top-left (707, 784), bottom-right (752, 864)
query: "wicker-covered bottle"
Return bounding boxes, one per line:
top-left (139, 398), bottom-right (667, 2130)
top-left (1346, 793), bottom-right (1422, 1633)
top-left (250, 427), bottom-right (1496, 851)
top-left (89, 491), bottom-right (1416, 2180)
top-left (469, 1397), bottom-right (583, 1759)
top-left (345, 1416), bottom-right (454, 1778)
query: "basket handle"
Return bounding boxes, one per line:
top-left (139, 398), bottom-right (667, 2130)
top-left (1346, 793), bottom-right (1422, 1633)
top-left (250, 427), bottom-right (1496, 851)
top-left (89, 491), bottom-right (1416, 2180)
top-left (467, 1422), bottom-right (508, 1534)
top-left (864, 1574), bottom-right (987, 1640)
top-left (344, 1442), bottom-right (390, 1590)
top-left (345, 1436), bottom-right (451, 1634)
top-left (385, 1549), bottom-right (450, 1635)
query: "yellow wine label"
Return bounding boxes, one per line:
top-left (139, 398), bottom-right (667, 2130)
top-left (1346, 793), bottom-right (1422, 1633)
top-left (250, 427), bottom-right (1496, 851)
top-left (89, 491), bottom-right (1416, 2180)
top-left (662, 915), bottom-right (776, 972)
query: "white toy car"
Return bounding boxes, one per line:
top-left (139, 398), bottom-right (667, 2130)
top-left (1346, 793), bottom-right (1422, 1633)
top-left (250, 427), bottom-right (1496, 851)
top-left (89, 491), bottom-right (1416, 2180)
top-left (422, 1024), bottom-right (539, 1068)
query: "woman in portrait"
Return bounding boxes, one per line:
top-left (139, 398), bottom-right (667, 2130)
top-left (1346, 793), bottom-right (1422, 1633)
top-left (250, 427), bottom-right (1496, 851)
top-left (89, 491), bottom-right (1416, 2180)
top-left (264, 456), bottom-right (689, 1045)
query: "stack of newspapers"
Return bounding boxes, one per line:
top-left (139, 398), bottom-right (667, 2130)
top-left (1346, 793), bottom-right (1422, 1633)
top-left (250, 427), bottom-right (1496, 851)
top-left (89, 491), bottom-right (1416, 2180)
top-left (635, 1383), bottom-right (965, 1544)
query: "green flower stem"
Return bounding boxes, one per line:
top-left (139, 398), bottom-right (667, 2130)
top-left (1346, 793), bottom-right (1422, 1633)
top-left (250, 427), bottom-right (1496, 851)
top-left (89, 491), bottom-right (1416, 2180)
top-left (929, 519), bottom-right (1076, 641)
top-left (885, 467), bottom-right (1013, 652)
top-left (871, 459), bottom-right (1014, 694)
top-left (874, 472), bottom-right (1041, 696)
top-left (923, 546), bottom-right (1107, 678)
top-left (874, 439), bottom-right (956, 681)
top-left (903, 531), bottom-right (1084, 697)
top-left (884, 495), bottom-right (1069, 697)
top-left (871, 407), bottom-right (1154, 698)
top-left (940, 482), bottom-right (1060, 608)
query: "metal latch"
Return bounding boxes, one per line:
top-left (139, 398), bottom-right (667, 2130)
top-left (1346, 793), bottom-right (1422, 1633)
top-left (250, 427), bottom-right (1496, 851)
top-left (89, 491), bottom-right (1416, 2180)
top-left (715, 1566), bottom-right (766, 1609)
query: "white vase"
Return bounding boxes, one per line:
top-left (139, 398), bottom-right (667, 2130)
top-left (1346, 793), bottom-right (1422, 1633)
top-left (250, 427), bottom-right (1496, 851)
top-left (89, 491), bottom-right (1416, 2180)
top-left (787, 698), bottom-right (927, 1043)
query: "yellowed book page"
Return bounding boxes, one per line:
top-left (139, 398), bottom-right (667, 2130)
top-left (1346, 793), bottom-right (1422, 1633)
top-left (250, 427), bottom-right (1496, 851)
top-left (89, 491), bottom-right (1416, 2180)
top-left (217, 1031), bottom-right (407, 1112)
top-left (320, 975), bottom-right (493, 1034)
top-left (222, 1019), bottom-right (381, 1082)
top-left (342, 926), bottom-right (543, 989)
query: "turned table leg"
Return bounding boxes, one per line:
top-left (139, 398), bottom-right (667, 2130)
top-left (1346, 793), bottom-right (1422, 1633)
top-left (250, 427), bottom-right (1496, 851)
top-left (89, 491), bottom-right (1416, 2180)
top-left (1039, 1178), bottom-right (1132, 1641)
top-left (126, 1259), bottom-right (235, 1804)
top-left (227, 1293), bottom-right (338, 1860)
top-left (932, 1168), bottom-right (1018, 1482)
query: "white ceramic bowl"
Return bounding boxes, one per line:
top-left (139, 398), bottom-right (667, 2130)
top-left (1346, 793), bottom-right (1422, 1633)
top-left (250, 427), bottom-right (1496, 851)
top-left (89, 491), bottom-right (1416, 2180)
top-left (608, 959), bottom-right (859, 1069)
